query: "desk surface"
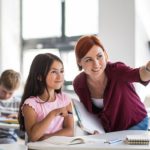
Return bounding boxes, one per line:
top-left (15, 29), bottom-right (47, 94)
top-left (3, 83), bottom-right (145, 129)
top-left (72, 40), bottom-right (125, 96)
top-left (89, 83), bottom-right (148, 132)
top-left (28, 130), bottom-right (150, 150)
top-left (0, 144), bottom-right (27, 150)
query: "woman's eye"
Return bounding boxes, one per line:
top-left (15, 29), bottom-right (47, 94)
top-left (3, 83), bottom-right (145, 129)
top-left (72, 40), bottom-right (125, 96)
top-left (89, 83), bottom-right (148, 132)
top-left (61, 70), bottom-right (64, 73)
top-left (98, 54), bottom-right (102, 58)
top-left (85, 59), bottom-right (91, 62)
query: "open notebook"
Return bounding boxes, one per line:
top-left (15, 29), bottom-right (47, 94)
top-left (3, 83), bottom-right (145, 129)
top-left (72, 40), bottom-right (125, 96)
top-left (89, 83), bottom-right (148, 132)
top-left (72, 99), bottom-right (105, 134)
top-left (27, 135), bottom-right (104, 149)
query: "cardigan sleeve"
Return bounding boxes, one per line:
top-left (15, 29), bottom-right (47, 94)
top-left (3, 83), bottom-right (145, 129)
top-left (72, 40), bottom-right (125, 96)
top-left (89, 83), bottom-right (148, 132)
top-left (107, 62), bottom-right (149, 86)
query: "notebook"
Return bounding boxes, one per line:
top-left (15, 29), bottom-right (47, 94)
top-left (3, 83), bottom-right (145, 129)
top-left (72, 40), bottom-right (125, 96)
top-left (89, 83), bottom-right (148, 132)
top-left (72, 99), bottom-right (105, 134)
top-left (0, 116), bottom-right (18, 124)
top-left (27, 136), bottom-right (104, 149)
top-left (44, 136), bottom-right (101, 145)
top-left (126, 134), bottom-right (150, 145)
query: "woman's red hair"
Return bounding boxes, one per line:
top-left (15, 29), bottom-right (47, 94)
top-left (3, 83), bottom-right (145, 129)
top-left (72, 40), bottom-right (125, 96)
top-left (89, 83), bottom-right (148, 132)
top-left (75, 35), bottom-right (106, 70)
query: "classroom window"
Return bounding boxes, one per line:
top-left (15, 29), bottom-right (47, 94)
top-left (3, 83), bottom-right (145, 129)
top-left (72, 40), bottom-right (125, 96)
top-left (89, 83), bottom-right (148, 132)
top-left (21, 0), bottom-right (99, 90)
top-left (22, 0), bottom-right (61, 39)
top-left (65, 0), bottom-right (99, 36)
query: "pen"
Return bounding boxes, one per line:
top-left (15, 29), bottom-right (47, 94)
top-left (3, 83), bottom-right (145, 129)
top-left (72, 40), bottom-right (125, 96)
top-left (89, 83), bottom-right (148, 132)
top-left (59, 111), bottom-right (73, 115)
top-left (104, 139), bottom-right (122, 144)
top-left (68, 111), bottom-right (73, 115)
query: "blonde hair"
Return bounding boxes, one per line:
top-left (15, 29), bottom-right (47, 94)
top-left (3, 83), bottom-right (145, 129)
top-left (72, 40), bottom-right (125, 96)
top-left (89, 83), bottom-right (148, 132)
top-left (0, 69), bottom-right (21, 90)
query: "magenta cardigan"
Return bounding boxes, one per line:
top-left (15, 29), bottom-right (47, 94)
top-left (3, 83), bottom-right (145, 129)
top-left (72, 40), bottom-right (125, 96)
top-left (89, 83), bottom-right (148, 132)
top-left (73, 62), bottom-right (149, 132)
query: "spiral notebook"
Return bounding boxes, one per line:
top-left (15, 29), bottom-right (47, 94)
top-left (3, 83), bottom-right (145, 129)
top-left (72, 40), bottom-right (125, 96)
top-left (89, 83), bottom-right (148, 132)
top-left (126, 134), bottom-right (150, 145)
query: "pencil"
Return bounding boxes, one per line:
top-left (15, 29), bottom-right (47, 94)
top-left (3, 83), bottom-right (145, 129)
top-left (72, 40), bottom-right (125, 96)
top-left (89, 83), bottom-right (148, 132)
top-left (68, 111), bottom-right (73, 115)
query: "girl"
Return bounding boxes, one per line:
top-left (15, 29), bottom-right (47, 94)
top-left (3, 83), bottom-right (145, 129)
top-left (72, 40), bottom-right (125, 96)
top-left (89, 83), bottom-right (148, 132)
top-left (19, 53), bottom-right (74, 142)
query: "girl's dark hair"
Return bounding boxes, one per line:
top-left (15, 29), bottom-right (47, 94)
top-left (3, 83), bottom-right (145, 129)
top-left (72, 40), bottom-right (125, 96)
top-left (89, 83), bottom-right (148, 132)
top-left (18, 53), bottom-right (63, 131)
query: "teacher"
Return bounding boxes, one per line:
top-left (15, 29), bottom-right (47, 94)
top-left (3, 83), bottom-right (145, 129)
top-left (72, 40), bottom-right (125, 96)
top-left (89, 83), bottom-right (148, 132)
top-left (73, 35), bottom-right (150, 132)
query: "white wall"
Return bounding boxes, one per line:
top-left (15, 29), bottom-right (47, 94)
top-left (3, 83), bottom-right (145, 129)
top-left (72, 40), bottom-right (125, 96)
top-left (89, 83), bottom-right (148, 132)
top-left (135, 0), bottom-right (150, 98)
top-left (135, 0), bottom-right (150, 66)
top-left (0, 0), bottom-right (21, 73)
top-left (99, 0), bottom-right (135, 67)
top-left (99, 0), bottom-right (150, 100)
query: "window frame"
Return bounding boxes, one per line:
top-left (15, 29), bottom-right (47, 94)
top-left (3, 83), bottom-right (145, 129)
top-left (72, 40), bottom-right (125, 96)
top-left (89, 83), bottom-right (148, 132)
top-left (20, 0), bottom-right (98, 90)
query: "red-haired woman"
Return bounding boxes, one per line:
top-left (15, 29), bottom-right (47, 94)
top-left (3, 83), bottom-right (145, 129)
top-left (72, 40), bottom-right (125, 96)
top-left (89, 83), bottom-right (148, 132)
top-left (73, 35), bottom-right (150, 133)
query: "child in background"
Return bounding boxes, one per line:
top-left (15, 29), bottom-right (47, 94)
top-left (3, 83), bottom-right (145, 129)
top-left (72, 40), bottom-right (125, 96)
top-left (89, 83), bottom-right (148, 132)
top-left (0, 69), bottom-right (21, 143)
top-left (18, 53), bottom-right (74, 142)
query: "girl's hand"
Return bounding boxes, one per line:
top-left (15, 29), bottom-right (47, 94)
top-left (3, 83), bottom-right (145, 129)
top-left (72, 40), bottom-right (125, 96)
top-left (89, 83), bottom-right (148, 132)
top-left (58, 107), bottom-right (69, 117)
top-left (52, 107), bottom-right (69, 117)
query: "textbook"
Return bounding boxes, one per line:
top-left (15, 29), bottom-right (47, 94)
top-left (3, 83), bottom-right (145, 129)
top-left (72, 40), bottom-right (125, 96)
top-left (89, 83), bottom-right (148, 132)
top-left (43, 136), bottom-right (101, 145)
top-left (72, 99), bottom-right (105, 134)
top-left (126, 134), bottom-right (150, 145)
top-left (28, 135), bottom-right (103, 149)
top-left (0, 116), bottom-right (18, 124)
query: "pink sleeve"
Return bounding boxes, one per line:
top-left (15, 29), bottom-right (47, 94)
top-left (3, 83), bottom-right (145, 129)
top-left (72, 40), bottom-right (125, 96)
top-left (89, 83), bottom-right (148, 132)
top-left (22, 97), bottom-right (39, 115)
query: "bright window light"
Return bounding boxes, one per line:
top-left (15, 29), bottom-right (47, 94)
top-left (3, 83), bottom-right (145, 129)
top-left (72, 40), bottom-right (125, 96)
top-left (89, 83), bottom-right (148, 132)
top-left (22, 0), bottom-right (61, 39)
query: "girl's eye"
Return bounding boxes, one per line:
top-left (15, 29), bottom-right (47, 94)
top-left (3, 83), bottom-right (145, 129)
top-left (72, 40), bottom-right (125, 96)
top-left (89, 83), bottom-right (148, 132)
top-left (51, 71), bottom-right (57, 74)
top-left (50, 70), bottom-right (64, 74)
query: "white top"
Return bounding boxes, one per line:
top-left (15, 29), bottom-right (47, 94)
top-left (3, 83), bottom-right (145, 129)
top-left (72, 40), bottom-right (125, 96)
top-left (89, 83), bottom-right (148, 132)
top-left (91, 98), bottom-right (104, 108)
